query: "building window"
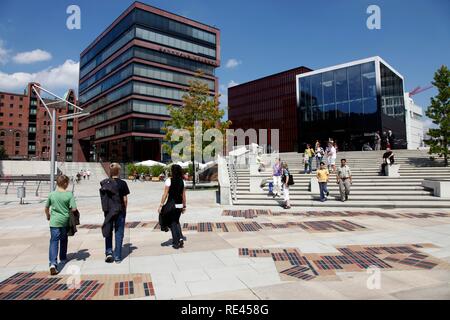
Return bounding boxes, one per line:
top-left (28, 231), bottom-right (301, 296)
top-left (15, 141), bottom-right (19, 147)
top-left (15, 132), bottom-right (20, 138)
top-left (10, 104), bottom-right (13, 108)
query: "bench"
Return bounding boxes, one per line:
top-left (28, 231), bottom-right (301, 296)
top-left (422, 179), bottom-right (450, 198)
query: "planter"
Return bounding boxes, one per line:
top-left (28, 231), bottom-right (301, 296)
top-left (151, 177), bottom-right (160, 182)
top-left (128, 176), bottom-right (135, 180)
top-left (145, 176), bottom-right (152, 181)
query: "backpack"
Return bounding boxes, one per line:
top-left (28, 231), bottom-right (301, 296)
top-left (281, 170), bottom-right (295, 185)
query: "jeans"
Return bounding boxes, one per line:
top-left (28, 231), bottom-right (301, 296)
top-left (105, 214), bottom-right (126, 261)
top-left (170, 222), bottom-right (183, 245)
top-left (49, 227), bottom-right (68, 266)
top-left (316, 157), bottom-right (322, 170)
top-left (318, 182), bottom-right (328, 201)
top-left (308, 157), bottom-right (313, 173)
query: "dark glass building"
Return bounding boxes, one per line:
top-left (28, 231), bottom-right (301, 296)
top-left (297, 56), bottom-right (406, 150)
top-left (228, 66), bottom-right (312, 152)
top-left (75, 1), bottom-right (220, 162)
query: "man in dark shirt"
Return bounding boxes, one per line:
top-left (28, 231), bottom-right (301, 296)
top-left (104, 163), bottom-right (130, 263)
top-left (381, 148), bottom-right (395, 175)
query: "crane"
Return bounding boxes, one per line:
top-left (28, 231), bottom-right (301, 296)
top-left (408, 84), bottom-right (433, 97)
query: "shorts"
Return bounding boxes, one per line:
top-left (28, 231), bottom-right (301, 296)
top-left (328, 156), bottom-right (336, 165)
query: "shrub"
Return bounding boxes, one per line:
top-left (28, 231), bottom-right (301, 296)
top-left (150, 165), bottom-right (165, 177)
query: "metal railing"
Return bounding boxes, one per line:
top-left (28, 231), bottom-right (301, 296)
top-left (227, 157), bottom-right (238, 202)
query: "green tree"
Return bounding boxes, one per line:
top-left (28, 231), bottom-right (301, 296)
top-left (425, 65), bottom-right (450, 166)
top-left (0, 146), bottom-right (7, 160)
top-left (162, 74), bottom-right (231, 187)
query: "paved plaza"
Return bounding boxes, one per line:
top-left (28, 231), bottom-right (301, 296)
top-left (0, 179), bottom-right (449, 300)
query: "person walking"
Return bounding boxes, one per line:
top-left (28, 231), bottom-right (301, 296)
top-left (45, 175), bottom-right (78, 275)
top-left (100, 163), bottom-right (130, 263)
top-left (374, 131), bottom-right (381, 150)
top-left (336, 159), bottom-right (352, 202)
top-left (82, 170), bottom-right (87, 180)
top-left (326, 142), bottom-right (337, 173)
top-left (281, 161), bottom-right (291, 209)
top-left (304, 144), bottom-right (315, 173)
top-left (317, 161), bottom-right (330, 202)
top-left (158, 164), bottom-right (186, 249)
top-left (86, 169), bottom-right (91, 180)
top-left (315, 143), bottom-right (325, 171)
top-left (272, 158), bottom-right (282, 198)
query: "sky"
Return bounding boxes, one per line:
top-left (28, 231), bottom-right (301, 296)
top-left (0, 0), bottom-right (449, 128)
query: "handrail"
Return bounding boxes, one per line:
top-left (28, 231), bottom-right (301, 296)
top-left (227, 156), bottom-right (238, 202)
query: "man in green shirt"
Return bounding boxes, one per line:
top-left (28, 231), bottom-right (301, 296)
top-left (45, 175), bottom-right (77, 275)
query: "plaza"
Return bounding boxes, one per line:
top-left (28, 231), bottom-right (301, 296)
top-left (0, 176), bottom-right (449, 300)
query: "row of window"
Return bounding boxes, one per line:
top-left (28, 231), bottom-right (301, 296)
top-left (84, 81), bottom-right (188, 113)
top-left (81, 25), bottom-right (216, 79)
top-left (0, 95), bottom-right (24, 100)
top-left (0, 103), bottom-right (24, 108)
top-left (95, 118), bottom-right (165, 139)
top-left (80, 8), bottom-right (216, 68)
top-left (79, 62), bottom-right (214, 104)
top-left (79, 99), bottom-right (171, 131)
top-left (136, 27), bottom-right (216, 59)
top-left (79, 45), bottom-right (215, 94)
top-left (299, 62), bottom-right (376, 109)
top-left (299, 97), bottom-right (378, 122)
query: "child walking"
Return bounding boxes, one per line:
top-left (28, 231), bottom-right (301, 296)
top-left (45, 175), bottom-right (77, 275)
top-left (317, 161), bottom-right (330, 202)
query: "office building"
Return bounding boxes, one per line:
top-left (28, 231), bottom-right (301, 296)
top-left (75, 1), bottom-right (220, 162)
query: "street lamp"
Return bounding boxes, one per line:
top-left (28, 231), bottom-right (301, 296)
top-left (31, 84), bottom-right (89, 190)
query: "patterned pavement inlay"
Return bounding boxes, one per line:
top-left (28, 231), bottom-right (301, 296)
top-left (79, 220), bottom-right (366, 233)
top-left (223, 209), bottom-right (450, 219)
top-left (239, 243), bottom-right (450, 281)
top-left (0, 272), bottom-right (154, 300)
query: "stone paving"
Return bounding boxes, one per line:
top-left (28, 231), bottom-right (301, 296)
top-left (0, 179), bottom-right (449, 300)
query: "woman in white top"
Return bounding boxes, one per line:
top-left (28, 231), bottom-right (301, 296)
top-left (326, 143), bottom-right (337, 173)
top-left (158, 164), bottom-right (186, 249)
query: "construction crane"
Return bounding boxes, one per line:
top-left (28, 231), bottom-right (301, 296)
top-left (408, 84), bottom-right (433, 97)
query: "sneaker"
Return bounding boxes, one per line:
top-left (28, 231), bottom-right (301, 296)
top-left (105, 255), bottom-right (114, 263)
top-left (345, 195), bottom-right (349, 201)
top-left (179, 240), bottom-right (184, 248)
top-left (49, 265), bottom-right (58, 276)
top-left (114, 260), bottom-right (122, 264)
top-left (326, 191), bottom-right (329, 197)
top-left (172, 243), bottom-right (181, 249)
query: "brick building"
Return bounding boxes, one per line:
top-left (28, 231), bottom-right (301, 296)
top-left (0, 82), bottom-right (77, 161)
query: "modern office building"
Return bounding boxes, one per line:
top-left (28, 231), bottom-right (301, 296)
top-left (228, 66), bottom-right (312, 152)
top-left (75, 1), bottom-right (220, 162)
top-left (0, 82), bottom-right (76, 161)
top-left (404, 93), bottom-right (424, 149)
top-left (297, 56), bottom-right (407, 150)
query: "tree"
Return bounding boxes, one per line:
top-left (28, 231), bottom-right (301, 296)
top-left (162, 74), bottom-right (231, 188)
top-left (425, 65), bottom-right (450, 166)
top-left (0, 146), bottom-right (7, 160)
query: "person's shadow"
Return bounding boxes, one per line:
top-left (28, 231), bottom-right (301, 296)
top-left (122, 243), bottom-right (138, 259)
top-left (66, 249), bottom-right (90, 262)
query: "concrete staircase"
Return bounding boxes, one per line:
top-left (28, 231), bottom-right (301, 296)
top-left (232, 150), bottom-right (450, 208)
top-left (58, 162), bottom-right (108, 180)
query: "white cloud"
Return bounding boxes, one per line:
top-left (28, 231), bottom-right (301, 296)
top-left (13, 49), bottom-right (52, 64)
top-left (0, 40), bottom-right (9, 65)
top-left (225, 58), bottom-right (242, 69)
top-left (0, 59), bottom-right (79, 92)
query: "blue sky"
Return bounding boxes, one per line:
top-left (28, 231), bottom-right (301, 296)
top-left (0, 0), bottom-right (449, 126)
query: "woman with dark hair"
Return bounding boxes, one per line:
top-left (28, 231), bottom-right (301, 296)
top-left (158, 164), bottom-right (187, 249)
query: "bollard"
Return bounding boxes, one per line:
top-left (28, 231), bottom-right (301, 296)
top-left (17, 186), bottom-right (26, 205)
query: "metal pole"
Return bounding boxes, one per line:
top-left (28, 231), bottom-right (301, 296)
top-left (50, 109), bottom-right (57, 191)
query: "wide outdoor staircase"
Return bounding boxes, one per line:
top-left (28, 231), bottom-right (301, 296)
top-left (231, 150), bottom-right (450, 208)
top-left (58, 162), bottom-right (108, 180)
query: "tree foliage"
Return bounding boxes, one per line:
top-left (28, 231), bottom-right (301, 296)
top-left (425, 65), bottom-right (450, 166)
top-left (162, 74), bottom-right (231, 162)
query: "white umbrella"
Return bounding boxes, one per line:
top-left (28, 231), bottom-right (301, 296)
top-left (135, 160), bottom-right (165, 167)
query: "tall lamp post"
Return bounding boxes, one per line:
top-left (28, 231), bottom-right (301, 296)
top-left (31, 84), bottom-right (89, 190)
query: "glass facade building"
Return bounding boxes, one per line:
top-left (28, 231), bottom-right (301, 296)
top-left (75, 2), bottom-right (220, 162)
top-left (296, 57), bottom-right (406, 150)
